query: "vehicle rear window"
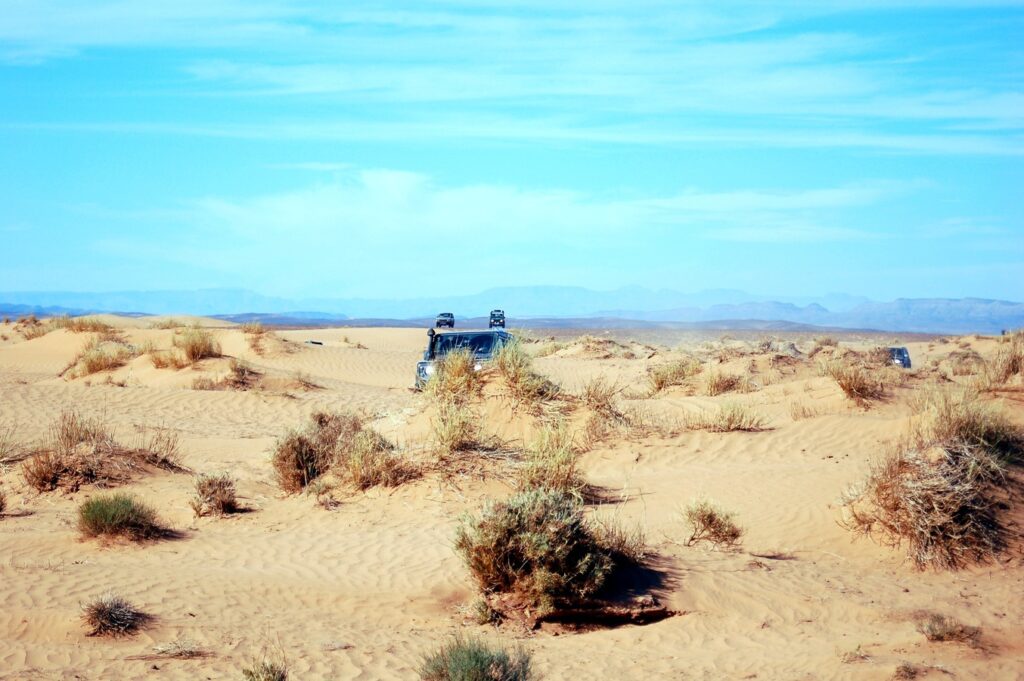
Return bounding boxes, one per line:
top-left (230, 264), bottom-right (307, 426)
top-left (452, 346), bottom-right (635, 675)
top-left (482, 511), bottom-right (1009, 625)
top-left (434, 333), bottom-right (497, 358)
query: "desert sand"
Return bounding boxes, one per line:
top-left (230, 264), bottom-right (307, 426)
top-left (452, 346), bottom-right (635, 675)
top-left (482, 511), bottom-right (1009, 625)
top-left (0, 317), bottom-right (1021, 680)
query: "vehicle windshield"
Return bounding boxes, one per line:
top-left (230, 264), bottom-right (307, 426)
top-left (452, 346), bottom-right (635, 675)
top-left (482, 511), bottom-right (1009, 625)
top-left (432, 332), bottom-right (498, 359)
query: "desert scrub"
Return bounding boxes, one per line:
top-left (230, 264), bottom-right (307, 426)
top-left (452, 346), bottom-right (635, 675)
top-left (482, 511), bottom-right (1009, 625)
top-left (703, 369), bottom-right (743, 396)
top-left (648, 357), bottom-right (702, 392)
top-left (431, 398), bottom-right (481, 456)
top-left (915, 612), bottom-right (980, 645)
top-left (272, 429), bottom-right (332, 493)
top-left (345, 429), bottom-right (419, 489)
top-left (420, 636), bottom-right (533, 681)
top-left (22, 411), bottom-right (181, 492)
top-left (190, 473), bottom-right (239, 516)
top-left (173, 327), bottom-right (221, 363)
top-left (684, 403), bottom-right (766, 432)
top-left (50, 315), bottom-right (114, 334)
top-left (242, 658), bottom-right (288, 681)
top-left (909, 387), bottom-right (1022, 459)
top-left (494, 339), bottom-right (559, 407)
top-left (81, 592), bottom-right (150, 636)
top-left (425, 348), bottom-right (482, 403)
top-left (517, 421), bottom-right (584, 497)
top-left (65, 336), bottom-right (137, 378)
top-left (981, 330), bottom-right (1023, 386)
top-left (684, 500), bottom-right (743, 548)
top-left (455, 488), bottom-right (628, 614)
top-left (822, 359), bottom-right (888, 402)
top-left (78, 494), bottom-right (165, 540)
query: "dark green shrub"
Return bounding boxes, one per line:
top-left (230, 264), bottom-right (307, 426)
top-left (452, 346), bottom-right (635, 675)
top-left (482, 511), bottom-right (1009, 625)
top-left (77, 494), bottom-right (164, 539)
top-left (420, 636), bottom-right (533, 681)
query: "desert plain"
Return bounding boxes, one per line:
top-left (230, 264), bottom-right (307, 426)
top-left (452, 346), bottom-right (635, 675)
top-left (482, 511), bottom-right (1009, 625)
top-left (0, 315), bottom-right (1021, 680)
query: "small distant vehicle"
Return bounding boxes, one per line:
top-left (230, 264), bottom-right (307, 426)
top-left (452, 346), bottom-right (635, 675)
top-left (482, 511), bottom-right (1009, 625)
top-left (415, 328), bottom-right (512, 389)
top-left (489, 309), bottom-right (506, 328)
top-left (888, 347), bottom-right (912, 369)
top-left (435, 312), bottom-right (455, 328)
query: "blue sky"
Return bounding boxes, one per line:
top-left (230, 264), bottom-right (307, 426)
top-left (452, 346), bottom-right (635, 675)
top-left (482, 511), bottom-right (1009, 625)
top-left (1, 1), bottom-right (1022, 302)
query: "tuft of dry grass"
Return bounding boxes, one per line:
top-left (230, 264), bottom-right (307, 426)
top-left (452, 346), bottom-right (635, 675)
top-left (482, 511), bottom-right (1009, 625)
top-left (431, 399), bottom-right (481, 456)
top-left (173, 327), bottom-right (221, 363)
top-left (981, 330), bottom-right (1023, 386)
top-left (789, 401), bottom-right (821, 421)
top-left (684, 500), bottom-right (744, 548)
top-left (82, 592), bottom-right (150, 636)
top-left (517, 421), bottom-right (584, 497)
top-left (909, 387), bottom-right (1022, 459)
top-left (0, 485), bottom-right (6, 516)
top-left (50, 315), bottom-right (115, 334)
top-left (78, 494), bottom-right (165, 540)
top-left (685, 403), bottom-right (767, 432)
top-left (150, 349), bottom-right (190, 370)
top-left (703, 369), bottom-right (743, 396)
top-left (224, 359), bottom-right (262, 390)
top-left (151, 637), bottom-right (205, 659)
top-left (242, 658), bottom-right (289, 681)
top-left (648, 357), bottom-right (702, 392)
top-left (149, 318), bottom-right (182, 329)
top-left (344, 430), bottom-right (419, 489)
top-left (22, 412), bottom-right (181, 492)
top-left (915, 612), bottom-right (980, 645)
top-left (822, 359), bottom-right (888, 402)
top-left (0, 425), bottom-right (24, 464)
top-left (271, 430), bottom-right (331, 493)
top-left (425, 348), bottom-right (481, 403)
top-left (494, 339), bottom-right (559, 408)
top-left (65, 336), bottom-right (137, 378)
top-left (190, 473), bottom-right (238, 516)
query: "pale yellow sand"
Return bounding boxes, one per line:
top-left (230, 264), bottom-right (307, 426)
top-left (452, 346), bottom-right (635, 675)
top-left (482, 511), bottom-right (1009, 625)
top-left (0, 318), bottom-right (1021, 679)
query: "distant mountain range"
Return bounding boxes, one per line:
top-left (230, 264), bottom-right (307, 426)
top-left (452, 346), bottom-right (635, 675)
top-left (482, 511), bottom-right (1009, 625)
top-left (1, 287), bottom-right (1022, 334)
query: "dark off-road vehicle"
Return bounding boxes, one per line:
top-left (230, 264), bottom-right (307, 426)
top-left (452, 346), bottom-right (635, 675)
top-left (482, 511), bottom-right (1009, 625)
top-left (415, 328), bottom-right (512, 389)
top-left (435, 312), bottom-right (455, 328)
top-left (888, 347), bottom-right (912, 369)
top-left (489, 309), bottom-right (506, 328)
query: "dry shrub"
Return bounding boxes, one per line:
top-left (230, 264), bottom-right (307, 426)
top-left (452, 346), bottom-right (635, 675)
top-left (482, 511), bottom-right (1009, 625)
top-left (685, 403), bottom-right (766, 432)
top-left (191, 376), bottom-right (218, 391)
top-left (273, 411), bottom-right (409, 492)
top-left (703, 370), bottom-right (742, 396)
top-left (0, 486), bottom-right (6, 515)
top-left (431, 399), bottom-right (481, 456)
top-left (893, 662), bottom-right (921, 680)
top-left (224, 359), bottom-right (262, 390)
top-left (518, 422), bottom-right (584, 497)
top-left (0, 425), bottom-right (23, 464)
top-left (684, 500), bottom-right (743, 547)
top-left (943, 349), bottom-right (985, 377)
top-left (580, 376), bottom-right (618, 416)
top-left (815, 336), bottom-right (838, 348)
top-left (910, 387), bottom-right (1022, 459)
top-left (82, 592), bottom-right (150, 636)
top-left (22, 412), bottom-right (181, 492)
top-left (535, 341), bottom-right (564, 357)
top-left (420, 636), bottom-right (533, 681)
top-left (345, 430), bottom-right (419, 489)
top-left (823, 359), bottom-right (888, 402)
top-left (241, 321), bottom-right (265, 335)
top-left (50, 315), bottom-right (114, 334)
top-left (190, 473), bottom-right (238, 516)
top-left (915, 612), bottom-right (980, 645)
top-left (151, 637), bottom-right (205, 659)
top-left (173, 327), bottom-right (221, 363)
top-left (455, 488), bottom-right (622, 614)
top-left (648, 357), bottom-right (702, 392)
top-left (843, 444), bottom-right (1006, 570)
top-left (590, 514), bottom-right (647, 563)
top-left (149, 318), bottom-right (182, 329)
top-left (425, 348), bottom-right (481, 403)
top-left (789, 402), bottom-right (820, 421)
top-left (78, 493), bottom-right (165, 540)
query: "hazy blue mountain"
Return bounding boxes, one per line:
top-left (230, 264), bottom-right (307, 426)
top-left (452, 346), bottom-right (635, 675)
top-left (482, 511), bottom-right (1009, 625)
top-left (2, 287), bottom-right (1021, 333)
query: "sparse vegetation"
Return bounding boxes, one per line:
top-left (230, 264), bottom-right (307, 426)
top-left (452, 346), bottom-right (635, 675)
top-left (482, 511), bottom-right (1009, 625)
top-left (684, 403), bottom-right (766, 432)
top-left (494, 339), bottom-right (559, 407)
top-left (78, 493), bottom-right (165, 540)
top-left (703, 369), bottom-right (743, 396)
top-left (431, 398), bottom-right (481, 456)
top-left (81, 592), bottom-right (149, 636)
top-left (455, 488), bottom-right (632, 614)
top-left (648, 357), bottom-right (702, 392)
top-left (173, 327), bottom-right (221, 363)
top-left (915, 612), bottom-right (980, 645)
top-left (420, 636), bottom-right (533, 681)
top-left (518, 421), bottom-right (584, 497)
top-left (151, 637), bottom-right (205, 659)
top-left (684, 500), bottom-right (744, 548)
top-left (822, 359), bottom-right (888, 402)
top-left (981, 330), bottom-right (1022, 386)
top-left (190, 473), bottom-right (239, 516)
top-left (425, 348), bottom-right (482, 403)
top-left (50, 315), bottom-right (115, 334)
top-left (64, 336), bottom-right (137, 378)
top-left (242, 658), bottom-right (288, 681)
top-left (22, 411), bottom-right (180, 492)
top-left (345, 429), bottom-right (419, 489)
top-left (150, 350), bottom-right (190, 370)
top-left (789, 402), bottom-right (820, 420)
top-left (271, 429), bottom-right (332, 493)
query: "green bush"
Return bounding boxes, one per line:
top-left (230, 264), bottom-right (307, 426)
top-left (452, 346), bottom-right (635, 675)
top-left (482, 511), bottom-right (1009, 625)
top-left (420, 636), bottom-right (533, 681)
top-left (77, 494), bottom-right (164, 539)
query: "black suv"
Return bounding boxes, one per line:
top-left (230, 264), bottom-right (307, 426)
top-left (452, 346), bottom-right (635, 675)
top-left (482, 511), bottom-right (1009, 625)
top-left (435, 312), bottom-right (455, 328)
top-left (888, 347), bottom-right (911, 369)
top-left (415, 328), bottom-right (512, 389)
top-left (489, 309), bottom-right (506, 328)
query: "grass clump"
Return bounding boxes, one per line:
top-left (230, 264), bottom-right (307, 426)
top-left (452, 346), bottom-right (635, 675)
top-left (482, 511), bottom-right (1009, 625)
top-left (915, 612), bottom-right (980, 645)
top-left (82, 592), bottom-right (150, 636)
top-left (271, 430), bottom-right (332, 493)
top-left (518, 422), bottom-right (584, 497)
top-left (494, 339), bottom-right (559, 408)
top-left (909, 387), bottom-right (1022, 459)
top-left (78, 494), bottom-right (165, 540)
top-left (190, 473), bottom-right (239, 516)
top-left (823, 359), bottom-right (888, 402)
top-left (703, 370), bottom-right (743, 396)
top-left (22, 411), bottom-right (181, 492)
top-left (65, 336), bottom-right (137, 378)
top-left (242, 659), bottom-right (288, 681)
top-left (426, 348), bottom-right (482, 402)
top-left (455, 488), bottom-right (627, 614)
top-left (50, 315), bottom-right (114, 334)
top-left (173, 327), bottom-right (221, 363)
top-left (431, 399), bottom-right (481, 456)
top-left (982, 330), bottom-right (1023, 386)
top-left (685, 403), bottom-right (766, 432)
top-left (648, 357), bottom-right (702, 392)
top-left (684, 500), bottom-right (743, 548)
top-left (420, 636), bottom-right (533, 681)
top-left (345, 430), bottom-right (419, 489)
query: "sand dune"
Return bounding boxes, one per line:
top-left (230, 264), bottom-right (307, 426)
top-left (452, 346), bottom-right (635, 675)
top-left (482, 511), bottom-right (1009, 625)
top-left (0, 317), bottom-right (1021, 680)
